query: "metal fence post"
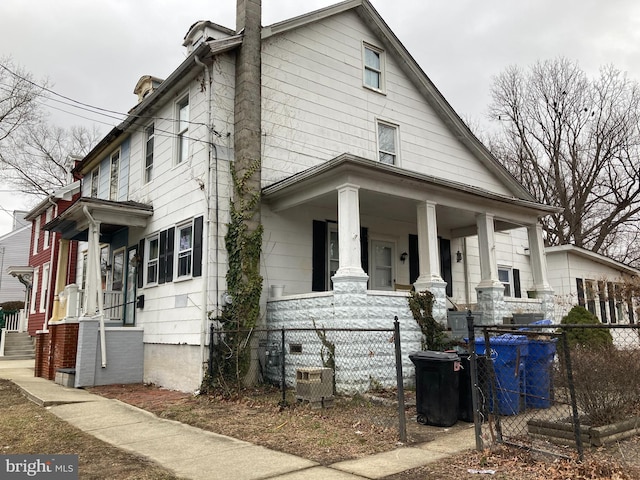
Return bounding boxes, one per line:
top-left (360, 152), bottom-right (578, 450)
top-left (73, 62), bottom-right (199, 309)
top-left (466, 310), bottom-right (483, 451)
top-left (393, 316), bottom-right (407, 443)
top-left (208, 322), bottom-right (215, 381)
top-left (280, 327), bottom-right (287, 407)
top-left (561, 330), bottom-right (583, 461)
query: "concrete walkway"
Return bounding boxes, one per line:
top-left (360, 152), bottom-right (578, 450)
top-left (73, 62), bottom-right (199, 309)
top-left (0, 359), bottom-right (476, 479)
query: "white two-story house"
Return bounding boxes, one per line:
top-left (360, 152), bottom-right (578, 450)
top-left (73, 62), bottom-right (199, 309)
top-left (43, 0), bottom-right (558, 392)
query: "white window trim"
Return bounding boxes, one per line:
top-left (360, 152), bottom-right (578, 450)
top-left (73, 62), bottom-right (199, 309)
top-left (376, 120), bottom-right (400, 166)
top-left (30, 267), bottom-right (40, 314)
top-left (43, 207), bottom-right (53, 249)
top-left (144, 123), bottom-right (155, 183)
top-left (32, 216), bottom-right (40, 255)
top-left (39, 263), bottom-right (50, 313)
top-left (109, 149), bottom-right (121, 201)
top-left (145, 233), bottom-right (160, 286)
top-left (498, 266), bottom-right (513, 298)
top-left (176, 221), bottom-right (194, 280)
top-left (362, 42), bottom-right (386, 93)
top-left (176, 95), bottom-right (190, 164)
top-left (90, 167), bottom-right (100, 198)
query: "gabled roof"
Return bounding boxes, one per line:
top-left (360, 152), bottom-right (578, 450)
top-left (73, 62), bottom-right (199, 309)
top-left (546, 244), bottom-right (640, 277)
top-left (24, 181), bottom-right (81, 221)
top-left (262, 0), bottom-right (535, 201)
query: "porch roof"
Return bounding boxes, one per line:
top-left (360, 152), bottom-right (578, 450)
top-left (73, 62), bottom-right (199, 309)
top-left (43, 197), bottom-right (153, 241)
top-left (262, 154), bottom-right (559, 231)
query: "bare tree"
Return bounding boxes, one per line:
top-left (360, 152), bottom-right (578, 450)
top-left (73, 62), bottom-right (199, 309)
top-left (0, 58), bottom-right (101, 197)
top-left (488, 58), bottom-right (640, 265)
top-left (1, 122), bottom-right (102, 196)
top-left (0, 57), bottom-right (46, 144)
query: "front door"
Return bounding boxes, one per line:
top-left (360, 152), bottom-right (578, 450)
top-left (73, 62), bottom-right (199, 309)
top-left (123, 247), bottom-right (137, 325)
top-left (371, 240), bottom-right (394, 291)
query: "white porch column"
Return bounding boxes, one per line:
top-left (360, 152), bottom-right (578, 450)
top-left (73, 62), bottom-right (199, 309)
top-left (83, 219), bottom-right (102, 316)
top-left (527, 223), bottom-right (555, 319)
top-left (332, 183), bottom-right (368, 294)
top-left (413, 201), bottom-right (447, 325)
top-left (475, 214), bottom-right (506, 325)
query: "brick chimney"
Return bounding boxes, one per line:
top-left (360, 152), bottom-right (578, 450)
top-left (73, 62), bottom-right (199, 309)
top-left (234, 0), bottom-right (262, 233)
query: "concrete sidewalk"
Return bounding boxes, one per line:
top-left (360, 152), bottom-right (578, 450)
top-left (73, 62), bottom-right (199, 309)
top-left (0, 359), bottom-right (476, 479)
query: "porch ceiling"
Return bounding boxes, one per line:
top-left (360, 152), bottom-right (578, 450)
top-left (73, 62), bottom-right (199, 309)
top-left (43, 197), bottom-right (153, 241)
top-left (263, 154), bottom-right (558, 232)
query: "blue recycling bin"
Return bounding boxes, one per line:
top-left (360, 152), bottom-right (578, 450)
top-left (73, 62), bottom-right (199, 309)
top-left (525, 337), bottom-right (557, 408)
top-left (475, 334), bottom-right (528, 415)
top-left (518, 319), bottom-right (557, 409)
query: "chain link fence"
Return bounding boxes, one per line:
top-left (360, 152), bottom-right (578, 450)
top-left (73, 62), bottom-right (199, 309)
top-left (207, 320), bottom-right (408, 441)
top-left (467, 321), bottom-right (640, 460)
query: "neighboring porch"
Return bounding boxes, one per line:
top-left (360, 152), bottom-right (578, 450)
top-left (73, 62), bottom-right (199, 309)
top-left (262, 154), bottom-right (559, 329)
top-left (35, 197), bottom-right (152, 387)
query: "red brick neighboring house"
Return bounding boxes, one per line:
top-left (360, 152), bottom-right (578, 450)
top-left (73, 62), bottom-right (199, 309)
top-left (24, 182), bottom-right (81, 380)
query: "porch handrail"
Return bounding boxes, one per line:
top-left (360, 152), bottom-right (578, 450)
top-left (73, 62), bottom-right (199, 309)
top-left (3, 311), bottom-right (21, 332)
top-left (75, 289), bottom-right (124, 322)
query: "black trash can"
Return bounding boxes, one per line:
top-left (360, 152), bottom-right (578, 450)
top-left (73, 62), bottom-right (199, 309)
top-left (409, 351), bottom-right (460, 427)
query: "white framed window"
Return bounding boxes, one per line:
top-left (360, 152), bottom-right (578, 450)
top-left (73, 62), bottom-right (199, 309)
top-left (40, 263), bottom-right (50, 313)
top-left (32, 216), bottom-right (40, 255)
top-left (177, 96), bottom-right (189, 163)
top-left (377, 121), bottom-right (398, 165)
top-left (30, 267), bottom-right (39, 313)
top-left (90, 168), bottom-right (99, 197)
top-left (146, 234), bottom-right (159, 285)
top-left (363, 43), bottom-right (385, 92)
top-left (43, 206), bottom-right (53, 249)
top-left (498, 267), bottom-right (513, 297)
top-left (177, 222), bottom-right (193, 278)
top-left (145, 123), bottom-right (155, 183)
top-left (109, 149), bottom-right (120, 200)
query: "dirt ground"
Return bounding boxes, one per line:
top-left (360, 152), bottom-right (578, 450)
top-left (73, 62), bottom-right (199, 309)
top-left (87, 383), bottom-right (640, 479)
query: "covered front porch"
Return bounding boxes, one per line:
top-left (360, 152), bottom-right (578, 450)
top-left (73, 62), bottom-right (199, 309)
top-left (37, 197), bottom-right (152, 387)
top-left (262, 155), bottom-right (558, 334)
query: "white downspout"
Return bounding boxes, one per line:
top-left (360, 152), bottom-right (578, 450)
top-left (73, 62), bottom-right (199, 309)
top-left (195, 55), bottom-right (213, 384)
top-left (83, 206), bottom-right (107, 368)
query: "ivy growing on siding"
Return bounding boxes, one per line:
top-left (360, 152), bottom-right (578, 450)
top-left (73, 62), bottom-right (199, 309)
top-left (203, 158), bottom-right (263, 395)
top-left (408, 290), bottom-right (447, 351)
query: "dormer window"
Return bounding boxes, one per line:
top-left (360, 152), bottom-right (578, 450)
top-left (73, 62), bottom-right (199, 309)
top-left (363, 43), bottom-right (385, 92)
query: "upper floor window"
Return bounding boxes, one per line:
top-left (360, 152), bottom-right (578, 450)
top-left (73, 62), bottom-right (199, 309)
top-left (32, 216), bottom-right (40, 255)
top-left (43, 207), bottom-right (53, 249)
top-left (145, 123), bottom-right (155, 183)
top-left (363, 43), bottom-right (385, 92)
top-left (377, 121), bottom-right (398, 165)
top-left (109, 150), bottom-right (120, 200)
top-left (177, 96), bottom-right (189, 163)
top-left (90, 168), bottom-right (99, 198)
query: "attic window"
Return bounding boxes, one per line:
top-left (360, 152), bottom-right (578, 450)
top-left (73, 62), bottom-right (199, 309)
top-left (363, 43), bottom-right (385, 92)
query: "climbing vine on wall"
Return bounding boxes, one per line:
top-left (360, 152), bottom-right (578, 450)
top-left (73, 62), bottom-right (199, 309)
top-left (408, 290), bottom-right (447, 351)
top-left (204, 158), bottom-right (263, 395)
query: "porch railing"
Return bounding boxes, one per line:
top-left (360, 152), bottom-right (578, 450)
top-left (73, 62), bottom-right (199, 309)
top-left (71, 288), bottom-right (124, 322)
top-left (2, 310), bottom-right (25, 332)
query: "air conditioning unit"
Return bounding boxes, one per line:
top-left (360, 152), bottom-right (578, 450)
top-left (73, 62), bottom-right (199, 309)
top-left (296, 367), bottom-right (334, 408)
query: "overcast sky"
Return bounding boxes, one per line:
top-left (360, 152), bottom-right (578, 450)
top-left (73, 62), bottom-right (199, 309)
top-left (2, 0), bottom-right (640, 236)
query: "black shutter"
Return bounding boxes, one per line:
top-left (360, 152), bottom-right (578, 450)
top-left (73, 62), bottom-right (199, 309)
top-left (137, 239), bottom-right (145, 288)
top-left (193, 216), bottom-right (203, 277)
top-left (576, 278), bottom-right (585, 306)
top-left (158, 230), bottom-right (167, 284)
top-left (409, 234), bottom-right (419, 285)
top-left (513, 269), bottom-right (521, 298)
top-left (360, 227), bottom-right (368, 275)
top-left (166, 227), bottom-right (174, 282)
top-left (312, 221), bottom-right (327, 291)
top-left (439, 237), bottom-right (452, 297)
top-left (608, 282), bottom-right (616, 323)
top-left (628, 301), bottom-right (635, 324)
